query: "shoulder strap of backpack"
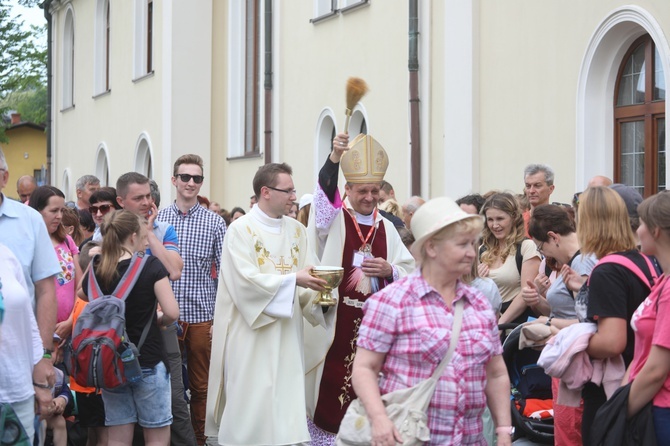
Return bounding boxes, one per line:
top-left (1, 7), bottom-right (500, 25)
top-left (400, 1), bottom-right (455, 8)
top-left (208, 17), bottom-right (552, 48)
top-left (515, 241), bottom-right (525, 274)
top-left (112, 251), bottom-right (149, 301)
top-left (87, 255), bottom-right (105, 300)
top-left (587, 253), bottom-right (656, 289)
top-left (136, 301), bottom-right (158, 351)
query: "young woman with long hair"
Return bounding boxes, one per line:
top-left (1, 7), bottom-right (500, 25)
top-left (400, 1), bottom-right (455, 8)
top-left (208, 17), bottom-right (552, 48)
top-left (479, 192), bottom-right (541, 324)
top-left (81, 210), bottom-right (179, 446)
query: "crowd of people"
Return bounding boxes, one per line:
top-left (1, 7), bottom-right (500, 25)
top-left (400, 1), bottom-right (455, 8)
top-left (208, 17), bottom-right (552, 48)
top-left (1, 131), bottom-right (670, 446)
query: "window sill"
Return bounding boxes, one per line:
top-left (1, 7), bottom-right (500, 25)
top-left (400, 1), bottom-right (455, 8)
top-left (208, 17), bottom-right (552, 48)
top-left (340, 0), bottom-right (369, 14)
top-left (227, 152), bottom-right (263, 161)
top-left (310, 10), bottom-right (338, 24)
top-left (133, 71), bottom-right (155, 83)
top-left (92, 89), bottom-right (111, 99)
top-left (60, 104), bottom-right (75, 113)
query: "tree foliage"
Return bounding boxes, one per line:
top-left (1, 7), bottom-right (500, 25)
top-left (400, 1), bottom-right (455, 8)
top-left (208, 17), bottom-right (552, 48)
top-left (0, 0), bottom-right (47, 141)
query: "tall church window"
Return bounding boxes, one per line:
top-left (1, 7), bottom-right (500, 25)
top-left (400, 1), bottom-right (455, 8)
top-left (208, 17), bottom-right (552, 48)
top-left (614, 35), bottom-right (666, 196)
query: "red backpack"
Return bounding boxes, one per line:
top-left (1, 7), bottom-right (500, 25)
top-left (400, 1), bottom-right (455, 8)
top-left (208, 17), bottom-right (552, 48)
top-left (64, 252), bottom-right (151, 390)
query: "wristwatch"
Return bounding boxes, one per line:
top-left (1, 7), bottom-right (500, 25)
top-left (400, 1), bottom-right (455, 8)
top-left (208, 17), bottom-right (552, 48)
top-left (495, 426), bottom-right (515, 436)
top-left (545, 316), bottom-right (554, 327)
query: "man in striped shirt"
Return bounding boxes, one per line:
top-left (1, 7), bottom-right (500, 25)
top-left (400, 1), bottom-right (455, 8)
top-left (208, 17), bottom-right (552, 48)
top-left (157, 155), bottom-right (226, 445)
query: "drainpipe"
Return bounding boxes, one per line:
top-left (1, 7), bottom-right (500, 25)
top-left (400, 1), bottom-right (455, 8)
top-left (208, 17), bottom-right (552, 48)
top-left (43, 0), bottom-right (53, 185)
top-left (408, 0), bottom-right (421, 196)
top-left (263, 0), bottom-right (272, 164)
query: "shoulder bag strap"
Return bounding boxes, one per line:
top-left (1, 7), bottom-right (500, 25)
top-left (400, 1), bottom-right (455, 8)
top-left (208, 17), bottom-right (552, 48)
top-left (136, 301), bottom-right (159, 351)
top-left (430, 298), bottom-right (465, 380)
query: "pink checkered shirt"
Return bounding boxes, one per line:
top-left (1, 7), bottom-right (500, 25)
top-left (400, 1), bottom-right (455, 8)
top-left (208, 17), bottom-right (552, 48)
top-left (357, 271), bottom-right (502, 445)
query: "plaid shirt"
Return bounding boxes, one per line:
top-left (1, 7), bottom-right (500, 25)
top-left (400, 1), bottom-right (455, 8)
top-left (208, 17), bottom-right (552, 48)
top-left (157, 202), bottom-right (226, 323)
top-left (357, 271), bottom-right (501, 445)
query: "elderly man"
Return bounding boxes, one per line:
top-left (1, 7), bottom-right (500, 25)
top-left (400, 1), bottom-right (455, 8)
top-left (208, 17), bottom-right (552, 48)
top-left (75, 175), bottom-right (100, 210)
top-left (523, 163), bottom-right (555, 233)
top-left (206, 163), bottom-right (330, 446)
top-left (16, 175), bottom-right (37, 203)
top-left (401, 195), bottom-right (425, 230)
top-left (305, 132), bottom-right (415, 442)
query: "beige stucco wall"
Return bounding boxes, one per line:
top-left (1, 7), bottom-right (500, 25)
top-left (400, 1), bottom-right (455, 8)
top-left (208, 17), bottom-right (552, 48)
top-left (51, 0), bottom-right (164, 197)
top-left (478, 0), bottom-right (670, 203)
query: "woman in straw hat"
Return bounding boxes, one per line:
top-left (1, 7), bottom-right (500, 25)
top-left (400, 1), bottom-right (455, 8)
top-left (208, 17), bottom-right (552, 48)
top-left (351, 197), bottom-right (512, 445)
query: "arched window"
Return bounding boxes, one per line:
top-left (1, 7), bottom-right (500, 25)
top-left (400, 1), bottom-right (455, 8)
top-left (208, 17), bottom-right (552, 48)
top-left (95, 144), bottom-right (110, 186)
top-left (62, 7), bottom-right (75, 109)
top-left (134, 134), bottom-right (153, 178)
top-left (348, 105), bottom-right (368, 138)
top-left (62, 170), bottom-right (71, 201)
top-left (94, 0), bottom-right (110, 95)
top-left (614, 35), bottom-right (666, 196)
top-left (315, 109), bottom-right (336, 171)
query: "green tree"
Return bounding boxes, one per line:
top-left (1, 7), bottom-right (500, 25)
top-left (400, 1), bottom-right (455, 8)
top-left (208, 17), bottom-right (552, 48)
top-left (0, 0), bottom-right (47, 140)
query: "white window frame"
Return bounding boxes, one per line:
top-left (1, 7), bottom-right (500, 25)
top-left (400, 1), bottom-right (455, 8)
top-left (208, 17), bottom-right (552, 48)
top-left (314, 108), bottom-right (337, 176)
top-left (227, 0), bottom-right (264, 158)
top-left (93, 0), bottom-right (110, 96)
top-left (95, 143), bottom-right (110, 186)
top-left (133, 0), bottom-right (154, 80)
top-left (61, 5), bottom-right (75, 110)
top-left (62, 169), bottom-right (71, 201)
top-left (312, 0), bottom-right (336, 21)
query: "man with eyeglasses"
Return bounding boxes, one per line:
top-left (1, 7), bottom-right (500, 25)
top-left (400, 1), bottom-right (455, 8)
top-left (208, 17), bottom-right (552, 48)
top-left (0, 148), bottom-right (61, 431)
top-left (157, 155), bottom-right (226, 446)
top-left (206, 162), bottom-right (332, 446)
top-left (114, 172), bottom-right (194, 445)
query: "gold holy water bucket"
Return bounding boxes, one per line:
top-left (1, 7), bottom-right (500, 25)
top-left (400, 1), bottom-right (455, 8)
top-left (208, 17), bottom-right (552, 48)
top-left (310, 266), bottom-right (344, 306)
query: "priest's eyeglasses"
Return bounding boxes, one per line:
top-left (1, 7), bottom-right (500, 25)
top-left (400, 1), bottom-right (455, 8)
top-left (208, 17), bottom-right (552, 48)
top-left (266, 186), bottom-right (297, 195)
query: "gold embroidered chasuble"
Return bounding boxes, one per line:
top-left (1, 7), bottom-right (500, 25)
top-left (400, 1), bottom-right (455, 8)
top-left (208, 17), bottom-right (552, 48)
top-left (205, 206), bottom-right (331, 445)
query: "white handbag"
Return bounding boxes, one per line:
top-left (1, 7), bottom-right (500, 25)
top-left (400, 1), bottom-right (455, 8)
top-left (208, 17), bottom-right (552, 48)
top-left (336, 299), bottom-right (464, 446)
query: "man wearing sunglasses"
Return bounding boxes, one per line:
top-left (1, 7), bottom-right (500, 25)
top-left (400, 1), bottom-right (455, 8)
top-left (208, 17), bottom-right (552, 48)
top-left (157, 155), bottom-right (227, 446)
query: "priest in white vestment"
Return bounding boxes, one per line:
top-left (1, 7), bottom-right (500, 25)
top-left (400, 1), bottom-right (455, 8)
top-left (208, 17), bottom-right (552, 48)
top-left (205, 163), bottom-right (333, 446)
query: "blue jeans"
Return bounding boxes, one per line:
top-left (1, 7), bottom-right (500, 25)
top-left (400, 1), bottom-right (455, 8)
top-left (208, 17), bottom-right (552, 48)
top-left (653, 406), bottom-right (670, 446)
top-left (102, 361), bottom-right (172, 428)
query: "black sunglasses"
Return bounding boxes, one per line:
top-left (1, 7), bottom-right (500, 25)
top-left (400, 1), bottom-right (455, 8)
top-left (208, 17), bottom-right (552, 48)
top-left (89, 204), bottom-right (113, 215)
top-left (176, 174), bottom-right (204, 184)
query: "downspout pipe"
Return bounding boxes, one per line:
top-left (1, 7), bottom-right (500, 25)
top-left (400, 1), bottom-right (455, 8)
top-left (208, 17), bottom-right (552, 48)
top-left (263, 0), bottom-right (272, 164)
top-left (43, 0), bottom-right (53, 185)
top-left (409, 0), bottom-right (421, 196)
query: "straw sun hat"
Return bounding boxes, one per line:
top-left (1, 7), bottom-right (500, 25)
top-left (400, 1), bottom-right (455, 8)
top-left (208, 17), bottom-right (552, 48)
top-left (410, 197), bottom-right (483, 258)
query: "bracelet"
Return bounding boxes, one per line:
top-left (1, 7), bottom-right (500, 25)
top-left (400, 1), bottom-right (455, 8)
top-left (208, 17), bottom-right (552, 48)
top-left (545, 316), bottom-right (554, 327)
top-left (33, 382), bottom-right (53, 390)
top-left (42, 352), bottom-right (52, 360)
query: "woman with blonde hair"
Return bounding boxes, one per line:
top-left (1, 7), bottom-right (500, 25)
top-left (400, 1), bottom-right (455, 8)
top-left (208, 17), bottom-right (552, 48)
top-left (573, 186), bottom-right (659, 441)
top-left (479, 192), bottom-right (541, 324)
top-left (351, 197), bottom-right (512, 445)
top-left (81, 210), bottom-right (179, 446)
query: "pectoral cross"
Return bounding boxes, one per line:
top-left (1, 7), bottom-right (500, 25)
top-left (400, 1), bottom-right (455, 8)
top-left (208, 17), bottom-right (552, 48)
top-left (275, 256), bottom-right (293, 275)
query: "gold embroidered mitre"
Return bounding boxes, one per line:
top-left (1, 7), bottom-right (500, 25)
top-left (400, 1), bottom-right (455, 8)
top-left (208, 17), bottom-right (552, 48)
top-left (340, 134), bottom-right (389, 184)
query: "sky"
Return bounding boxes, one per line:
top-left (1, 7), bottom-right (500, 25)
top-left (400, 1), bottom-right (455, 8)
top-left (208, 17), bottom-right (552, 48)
top-left (8, 0), bottom-right (46, 30)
